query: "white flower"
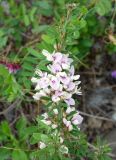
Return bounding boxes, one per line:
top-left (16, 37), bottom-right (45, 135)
top-left (61, 92), bottom-right (72, 100)
top-left (63, 118), bottom-right (73, 131)
top-left (39, 142), bottom-right (46, 149)
top-left (74, 86), bottom-right (82, 95)
top-left (59, 145), bottom-right (68, 154)
top-left (60, 137), bottom-right (64, 144)
top-left (52, 124), bottom-right (58, 129)
top-left (52, 95), bottom-right (60, 102)
top-left (33, 92), bottom-right (41, 100)
top-left (53, 108), bottom-right (58, 115)
top-left (33, 90), bottom-right (46, 100)
top-left (73, 75), bottom-right (80, 80)
top-left (31, 77), bottom-right (38, 83)
top-left (35, 83), bottom-right (41, 90)
top-left (66, 107), bottom-right (75, 114)
top-left (35, 69), bottom-right (44, 77)
top-left (42, 113), bottom-right (48, 119)
top-left (44, 88), bottom-right (51, 94)
top-left (50, 76), bottom-right (60, 90)
top-left (42, 49), bottom-right (53, 61)
top-left (41, 120), bottom-right (51, 125)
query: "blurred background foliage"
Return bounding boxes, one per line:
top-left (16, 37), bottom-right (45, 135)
top-left (0, 0), bottom-right (115, 159)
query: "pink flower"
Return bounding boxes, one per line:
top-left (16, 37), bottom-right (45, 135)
top-left (52, 90), bottom-right (63, 102)
top-left (60, 55), bottom-right (73, 69)
top-left (69, 66), bottom-right (74, 76)
top-left (57, 72), bottom-right (70, 85)
top-left (50, 76), bottom-right (60, 90)
top-left (48, 63), bottom-right (62, 74)
top-left (66, 82), bottom-right (75, 91)
top-left (42, 50), bottom-right (63, 63)
top-left (52, 52), bottom-right (62, 63)
top-left (37, 77), bottom-right (50, 89)
top-left (63, 118), bottom-right (73, 131)
top-left (0, 60), bottom-right (21, 74)
top-left (65, 98), bottom-right (75, 106)
top-left (52, 95), bottom-right (60, 102)
top-left (6, 63), bottom-right (21, 73)
top-left (72, 113), bottom-right (83, 125)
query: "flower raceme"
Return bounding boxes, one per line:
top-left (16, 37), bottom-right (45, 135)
top-left (31, 50), bottom-right (82, 106)
top-left (31, 50), bottom-right (83, 153)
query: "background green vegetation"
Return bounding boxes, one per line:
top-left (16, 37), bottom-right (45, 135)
top-left (0, 0), bottom-right (115, 159)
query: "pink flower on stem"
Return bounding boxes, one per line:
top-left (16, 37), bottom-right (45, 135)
top-left (57, 72), bottom-right (70, 85)
top-left (48, 63), bottom-right (62, 74)
top-left (72, 113), bottom-right (83, 125)
top-left (65, 98), bottom-right (75, 106)
top-left (66, 82), bottom-right (75, 91)
top-left (52, 90), bottom-right (63, 102)
top-left (50, 76), bottom-right (60, 90)
top-left (60, 55), bottom-right (73, 70)
top-left (52, 52), bottom-right (62, 63)
top-left (63, 118), bottom-right (73, 131)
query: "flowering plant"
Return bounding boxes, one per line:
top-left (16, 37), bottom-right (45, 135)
top-left (31, 49), bottom-right (84, 158)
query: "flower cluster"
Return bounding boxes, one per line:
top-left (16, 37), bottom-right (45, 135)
top-left (41, 106), bottom-right (83, 132)
top-left (63, 106), bottom-right (83, 131)
top-left (31, 50), bottom-right (81, 106)
top-left (31, 49), bottom-right (83, 154)
top-left (39, 106), bottom-right (83, 153)
top-left (41, 110), bottom-right (58, 129)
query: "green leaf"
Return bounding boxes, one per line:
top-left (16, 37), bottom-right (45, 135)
top-left (30, 7), bottom-right (37, 22)
top-left (0, 36), bottom-right (8, 49)
top-left (95, 0), bottom-right (112, 16)
top-left (19, 71), bottom-right (33, 77)
top-left (27, 48), bottom-right (45, 59)
top-left (1, 121), bottom-right (11, 136)
top-left (42, 34), bottom-right (55, 44)
top-left (12, 150), bottom-right (28, 160)
top-left (0, 148), bottom-right (11, 160)
top-left (23, 15), bottom-right (30, 26)
top-left (32, 25), bottom-right (49, 33)
top-left (0, 65), bottom-right (9, 76)
top-left (22, 62), bottom-right (34, 71)
top-left (16, 117), bottom-right (27, 132)
top-left (37, 1), bottom-right (51, 10)
top-left (31, 133), bottom-right (51, 144)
